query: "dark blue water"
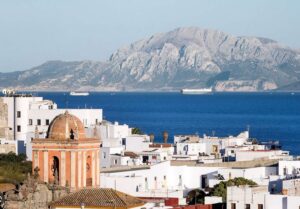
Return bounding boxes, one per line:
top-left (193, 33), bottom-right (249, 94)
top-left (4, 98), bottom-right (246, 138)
top-left (34, 92), bottom-right (300, 155)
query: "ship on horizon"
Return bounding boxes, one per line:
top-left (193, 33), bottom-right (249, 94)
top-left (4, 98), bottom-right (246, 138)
top-left (70, 91), bottom-right (89, 96)
top-left (181, 88), bottom-right (213, 94)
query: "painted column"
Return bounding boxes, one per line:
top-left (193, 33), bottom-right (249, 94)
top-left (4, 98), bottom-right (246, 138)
top-left (71, 151), bottom-right (76, 188)
top-left (92, 151), bottom-right (95, 186)
top-left (78, 151), bottom-right (82, 188)
top-left (82, 151), bottom-right (86, 187)
top-left (33, 151), bottom-right (39, 169)
top-left (61, 151), bottom-right (66, 187)
top-left (96, 150), bottom-right (100, 186)
top-left (43, 151), bottom-right (48, 183)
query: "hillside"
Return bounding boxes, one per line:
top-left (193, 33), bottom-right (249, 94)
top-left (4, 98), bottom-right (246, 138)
top-left (1, 27), bottom-right (300, 91)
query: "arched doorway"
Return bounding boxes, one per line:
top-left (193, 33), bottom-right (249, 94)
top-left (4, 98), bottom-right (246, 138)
top-left (50, 156), bottom-right (60, 185)
top-left (86, 155), bottom-right (92, 186)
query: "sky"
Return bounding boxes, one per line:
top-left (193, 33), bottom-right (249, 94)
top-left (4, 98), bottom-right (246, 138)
top-left (0, 0), bottom-right (299, 72)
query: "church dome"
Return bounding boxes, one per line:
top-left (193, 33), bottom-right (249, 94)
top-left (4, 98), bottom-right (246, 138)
top-left (47, 111), bottom-right (86, 140)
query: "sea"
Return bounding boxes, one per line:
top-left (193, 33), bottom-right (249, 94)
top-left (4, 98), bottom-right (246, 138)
top-left (32, 92), bottom-right (300, 155)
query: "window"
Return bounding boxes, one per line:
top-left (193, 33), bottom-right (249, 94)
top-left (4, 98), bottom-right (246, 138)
top-left (17, 111), bottom-right (21, 118)
top-left (231, 203), bottom-right (236, 209)
top-left (45, 119), bottom-right (50, 125)
top-left (17, 125), bottom-right (21, 132)
top-left (245, 204), bottom-right (250, 209)
top-left (283, 167), bottom-right (287, 175)
top-left (122, 138), bottom-right (126, 146)
top-left (103, 152), bottom-right (106, 159)
top-left (114, 159), bottom-right (118, 165)
top-left (29, 119), bottom-right (33, 125)
top-left (37, 119), bottom-right (41, 126)
top-left (145, 177), bottom-right (148, 190)
top-left (179, 175), bottom-right (182, 186)
top-left (258, 204), bottom-right (263, 209)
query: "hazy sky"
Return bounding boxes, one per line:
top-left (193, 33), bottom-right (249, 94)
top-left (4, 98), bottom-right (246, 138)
top-left (0, 0), bottom-right (299, 72)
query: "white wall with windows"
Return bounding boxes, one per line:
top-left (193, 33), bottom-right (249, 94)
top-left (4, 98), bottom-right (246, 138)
top-left (100, 161), bottom-right (220, 198)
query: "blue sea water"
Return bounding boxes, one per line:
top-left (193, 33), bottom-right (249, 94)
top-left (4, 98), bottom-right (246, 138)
top-left (34, 92), bottom-right (300, 155)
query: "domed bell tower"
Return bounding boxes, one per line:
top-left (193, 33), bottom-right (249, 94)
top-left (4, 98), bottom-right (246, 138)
top-left (31, 111), bottom-right (101, 190)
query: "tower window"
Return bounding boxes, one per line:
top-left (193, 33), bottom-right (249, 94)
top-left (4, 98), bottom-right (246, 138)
top-left (17, 125), bottom-right (21, 132)
top-left (45, 119), bottom-right (50, 125)
top-left (17, 111), bottom-right (21, 118)
top-left (37, 119), bottom-right (41, 126)
top-left (29, 119), bottom-right (33, 125)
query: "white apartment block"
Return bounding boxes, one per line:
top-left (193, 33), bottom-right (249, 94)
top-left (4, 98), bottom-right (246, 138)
top-left (1, 93), bottom-right (102, 157)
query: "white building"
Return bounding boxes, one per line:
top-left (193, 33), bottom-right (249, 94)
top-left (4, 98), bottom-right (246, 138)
top-left (279, 160), bottom-right (300, 178)
top-left (99, 120), bottom-right (155, 168)
top-left (209, 166), bottom-right (277, 187)
top-left (236, 150), bottom-right (291, 162)
top-left (101, 160), bottom-right (220, 201)
top-left (227, 185), bottom-right (300, 209)
top-left (174, 131), bottom-right (249, 159)
top-left (1, 93), bottom-right (102, 157)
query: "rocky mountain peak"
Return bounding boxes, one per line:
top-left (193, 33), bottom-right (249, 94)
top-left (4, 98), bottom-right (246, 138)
top-left (1, 27), bottom-right (300, 91)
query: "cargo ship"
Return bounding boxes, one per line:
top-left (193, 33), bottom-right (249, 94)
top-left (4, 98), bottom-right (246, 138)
top-left (70, 91), bottom-right (89, 96)
top-left (181, 88), bottom-right (212, 94)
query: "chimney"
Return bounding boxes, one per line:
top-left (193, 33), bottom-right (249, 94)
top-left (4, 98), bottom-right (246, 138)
top-left (163, 131), bottom-right (168, 144)
top-left (149, 133), bottom-right (155, 143)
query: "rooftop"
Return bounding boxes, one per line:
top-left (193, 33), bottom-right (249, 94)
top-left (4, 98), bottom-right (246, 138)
top-left (101, 165), bottom-right (150, 173)
top-left (0, 183), bottom-right (15, 192)
top-left (171, 159), bottom-right (279, 168)
top-left (49, 188), bottom-right (145, 208)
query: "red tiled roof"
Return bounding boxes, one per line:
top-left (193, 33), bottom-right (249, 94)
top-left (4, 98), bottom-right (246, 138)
top-left (124, 151), bottom-right (139, 158)
top-left (49, 188), bottom-right (145, 208)
top-left (0, 183), bottom-right (15, 192)
top-left (149, 143), bottom-right (172, 148)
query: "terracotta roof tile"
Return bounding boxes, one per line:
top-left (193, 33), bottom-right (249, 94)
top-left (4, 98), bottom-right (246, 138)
top-left (49, 188), bottom-right (145, 208)
top-left (0, 183), bottom-right (15, 192)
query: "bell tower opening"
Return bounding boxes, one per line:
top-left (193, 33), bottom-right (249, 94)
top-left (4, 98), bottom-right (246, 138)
top-left (51, 156), bottom-right (60, 184)
top-left (86, 155), bottom-right (92, 186)
top-left (70, 129), bottom-right (75, 139)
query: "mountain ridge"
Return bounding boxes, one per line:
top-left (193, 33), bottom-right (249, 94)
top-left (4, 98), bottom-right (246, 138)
top-left (1, 27), bottom-right (300, 91)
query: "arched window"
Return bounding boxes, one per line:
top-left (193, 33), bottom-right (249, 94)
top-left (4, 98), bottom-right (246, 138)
top-left (70, 129), bottom-right (75, 139)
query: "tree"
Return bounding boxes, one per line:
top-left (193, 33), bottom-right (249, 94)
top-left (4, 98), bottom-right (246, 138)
top-left (211, 177), bottom-right (257, 202)
top-left (131, 127), bottom-right (143, 135)
top-left (187, 189), bottom-right (206, 205)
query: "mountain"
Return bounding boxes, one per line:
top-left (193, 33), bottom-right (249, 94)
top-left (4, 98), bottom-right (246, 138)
top-left (1, 27), bottom-right (300, 91)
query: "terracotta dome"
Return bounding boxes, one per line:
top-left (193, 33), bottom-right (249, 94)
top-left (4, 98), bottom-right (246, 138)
top-left (47, 111), bottom-right (86, 140)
